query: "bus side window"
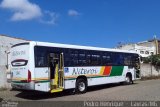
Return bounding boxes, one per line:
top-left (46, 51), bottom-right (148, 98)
top-left (102, 52), bottom-right (112, 66)
top-left (102, 55), bottom-right (107, 65)
top-left (112, 52), bottom-right (121, 66)
top-left (86, 54), bottom-right (91, 66)
top-left (118, 53), bottom-right (124, 65)
top-left (124, 53), bottom-right (134, 67)
top-left (64, 54), bottom-right (70, 66)
top-left (37, 57), bottom-right (45, 66)
top-left (64, 49), bottom-right (70, 67)
top-left (70, 49), bottom-right (78, 66)
top-left (90, 51), bottom-right (101, 66)
top-left (78, 50), bottom-right (86, 66)
top-left (35, 46), bottom-right (48, 67)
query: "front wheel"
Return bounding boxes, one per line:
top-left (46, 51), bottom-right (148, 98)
top-left (125, 75), bottom-right (133, 85)
top-left (76, 79), bottom-right (87, 94)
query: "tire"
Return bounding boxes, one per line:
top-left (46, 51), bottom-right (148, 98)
top-left (0, 97), bottom-right (3, 102)
top-left (76, 79), bottom-right (87, 94)
top-left (124, 75), bottom-right (132, 85)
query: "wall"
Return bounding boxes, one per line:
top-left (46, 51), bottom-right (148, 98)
top-left (140, 63), bottom-right (160, 77)
top-left (0, 66), bottom-right (7, 88)
top-left (0, 35), bottom-right (27, 88)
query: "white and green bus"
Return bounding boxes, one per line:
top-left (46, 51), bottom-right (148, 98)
top-left (10, 41), bottom-right (140, 93)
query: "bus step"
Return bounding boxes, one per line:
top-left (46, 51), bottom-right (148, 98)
top-left (51, 88), bottom-right (63, 93)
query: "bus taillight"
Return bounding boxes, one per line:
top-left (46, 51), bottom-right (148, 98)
top-left (28, 70), bottom-right (31, 82)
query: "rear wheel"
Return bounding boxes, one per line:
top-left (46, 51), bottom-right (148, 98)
top-left (76, 79), bottom-right (87, 94)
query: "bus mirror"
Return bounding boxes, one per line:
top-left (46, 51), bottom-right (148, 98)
top-left (6, 65), bottom-right (8, 69)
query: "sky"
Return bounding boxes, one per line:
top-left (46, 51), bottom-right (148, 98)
top-left (0, 0), bottom-right (160, 48)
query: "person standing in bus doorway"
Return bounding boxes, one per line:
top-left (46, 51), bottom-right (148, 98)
top-left (50, 58), bottom-right (55, 80)
top-left (50, 54), bottom-right (59, 86)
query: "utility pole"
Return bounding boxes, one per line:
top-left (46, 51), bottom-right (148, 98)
top-left (151, 54), bottom-right (153, 76)
top-left (154, 35), bottom-right (158, 55)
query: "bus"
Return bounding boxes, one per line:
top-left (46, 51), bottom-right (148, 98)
top-left (10, 41), bottom-right (141, 93)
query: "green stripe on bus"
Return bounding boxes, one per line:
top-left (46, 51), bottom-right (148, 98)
top-left (12, 81), bottom-right (23, 83)
top-left (65, 76), bottom-right (109, 80)
top-left (65, 78), bottom-right (76, 80)
top-left (88, 76), bottom-right (109, 79)
top-left (12, 80), bottom-right (50, 83)
top-left (110, 66), bottom-right (124, 76)
top-left (35, 80), bottom-right (50, 83)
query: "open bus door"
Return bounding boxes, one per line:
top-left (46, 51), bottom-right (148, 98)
top-left (135, 56), bottom-right (141, 79)
top-left (49, 53), bottom-right (64, 93)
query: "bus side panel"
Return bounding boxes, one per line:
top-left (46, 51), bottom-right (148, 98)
top-left (88, 66), bottom-right (135, 86)
top-left (35, 82), bottom-right (50, 92)
top-left (87, 66), bottom-right (135, 86)
top-left (28, 42), bottom-right (36, 90)
top-left (34, 68), bottom-right (50, 92)
top-left (64, 77), bottom-right (124, 89)
top-left (87, 76), bottom-right (124, 86)
top-left (64, 66), bottom-right (135, 89)
top-left (64, 80), bottom-right (76, 89)
top-left (122, 66), bottom-right (136, 81)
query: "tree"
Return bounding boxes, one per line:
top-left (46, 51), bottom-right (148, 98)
top-left (143, 54), bottom-right (160, 66)
top-left (151, 54), bottom-right (160, 66)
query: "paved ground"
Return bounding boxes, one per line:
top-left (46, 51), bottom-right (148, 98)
top-left (0, 79), bottom-right (160, 101)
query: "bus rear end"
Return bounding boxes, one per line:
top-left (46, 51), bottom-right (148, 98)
top-left (11, 42), bottom-right (34, 90)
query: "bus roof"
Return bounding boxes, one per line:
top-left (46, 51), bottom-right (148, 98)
top-left (30, 41), bottom-right (138, 54)
top-left (12, 41), bottom-right (138, 54)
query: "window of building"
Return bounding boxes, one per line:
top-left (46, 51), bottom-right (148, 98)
top-left (150, 52), bottom-right (154, 55)
top-left (140, 51), bottom-right (144, 54)
top-left (145, 51), bottom-right (149, 54)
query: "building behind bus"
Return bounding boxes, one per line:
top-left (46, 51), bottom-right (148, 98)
top-left (0, 35), bottom-right (27, 88)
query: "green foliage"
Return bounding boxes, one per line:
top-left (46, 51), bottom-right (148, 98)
top-left (143, 54), bottom-right (160, 66)
top-left (143, 57), bottom-right (151, 63)
top-left (151, 54), bottom-right (160, 66)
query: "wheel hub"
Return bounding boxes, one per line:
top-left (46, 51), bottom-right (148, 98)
top-left (126, 77), bottom-right (130, 83)
top-left (78, 82), bottom-right (85, 92)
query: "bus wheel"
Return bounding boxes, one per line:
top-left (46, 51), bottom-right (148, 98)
top-left (125, 75), bottom-right (132, 85)
top-left (76, 79), bottom-right (87, 94)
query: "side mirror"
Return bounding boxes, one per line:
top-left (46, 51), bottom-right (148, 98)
top-left (5, 65), bottom-right (8, 69)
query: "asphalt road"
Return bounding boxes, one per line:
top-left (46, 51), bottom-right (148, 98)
top-left (0, 79), bottom-right (160, 101)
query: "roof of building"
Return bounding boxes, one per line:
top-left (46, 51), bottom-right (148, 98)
top-left (117, 38), bottom-right (160, 48)
top-left (0, 34), bottom-right (27, 41)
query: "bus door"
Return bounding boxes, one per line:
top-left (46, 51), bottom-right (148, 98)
top-left (134, 56), bottom-right (141, 79)
top-left (49, 53), bottom-right (64, 93)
